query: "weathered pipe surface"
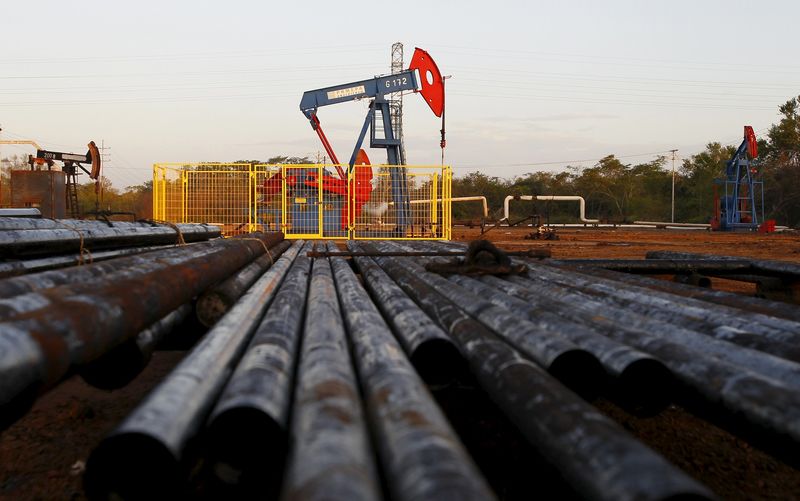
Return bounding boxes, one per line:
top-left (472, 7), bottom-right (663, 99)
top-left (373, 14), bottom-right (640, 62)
top-left (546, 258), bottom-right (754, 275)
top-left (0, 217), bottom-right (206, 231)
top-left (0, 232), bottom-right (284, 431)
top-left (83, 240), bottom-right (302, 500)
top-left (526, 262), bottom-right (800, 363)
top-left (0, 222), bottom-right (222, 257)
top-left (507, 272), bottom-right (800, 387)
top-left (0, 241), bottom-right (229, 303)
top-left (0, 244), bottom-right (174, 279)
top-left (505, 273), bottom-right (800, 447)
top-left (280, 251), bottom-right (381, 501)
top-left (196, 240), bottom-right (293, 327)
top-left (330, 247), bottom-right (496, 501)
top-left (79, 304), bottom-right (193, 390)
top-left (449, 273), bottom-right (674, 414)
top-left (372, 254), bottom-right (714, 501)
top-left (307, 249), bottom-right (551, 259)
top-left (372, 241), bottom-right (605, 398)
top-left (645, 250), bottom-right (800, 278)
top-left (0, 242), bottom-right (230, 321)
top-left (204, 242), bottom-right (313, 497)
top-left (563, 264), bottom-right (800, 325)
top-left (347, 242), bottom-right (464, 386)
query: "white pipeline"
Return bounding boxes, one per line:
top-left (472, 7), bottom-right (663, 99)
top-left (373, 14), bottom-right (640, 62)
top-left (503, 195), bottom-right (599, 224)
top-left (406, 196), bottom-right (489, 218)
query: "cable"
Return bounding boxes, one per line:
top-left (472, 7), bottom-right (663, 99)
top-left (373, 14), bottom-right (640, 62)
top-left (454, 150), bottom-right (676, 169)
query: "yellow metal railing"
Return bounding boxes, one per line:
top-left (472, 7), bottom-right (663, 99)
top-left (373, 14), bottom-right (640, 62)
top-left (153, 163), bottom-right (451, 240)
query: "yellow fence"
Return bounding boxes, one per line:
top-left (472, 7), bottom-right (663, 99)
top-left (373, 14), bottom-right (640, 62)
top-left (153, 163), bottom-right (451, 240)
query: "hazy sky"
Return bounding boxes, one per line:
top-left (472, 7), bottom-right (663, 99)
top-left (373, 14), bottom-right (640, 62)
top-left (1, 0), bottom-right (798, 187)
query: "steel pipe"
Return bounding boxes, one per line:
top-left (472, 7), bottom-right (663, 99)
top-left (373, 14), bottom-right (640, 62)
top-left (371, 253), bottom-right (713, 501)
top-left (279, 250), bottom-right (381, 501)
top-left (0, 208), bottom-right (41, 218)
top-left (504, 272), bottom-right (800, 449)
top-left (0, 241), bottom-right (224, 302)
top-left (503, 195), bottom-right (599, 223)
top-left (0, 222), bottom-right (221, 258)
top-left (0, 232), bottom-right (284, 430)
top-left (79, 304), bottom-right (193, 390)
top-left (564, 264), bottom-right (800, 324)
top-left (449, 273), bottom-right (674, 413)
top-left (419, 195), bottom-right (488, 218)
top-left (646, 250), bottom-right (800, 279)
top-left (548, 258), bottom-right (754, 275)
top-left (0, 244), bottom-right (178, 280)
top-left (372, 241), bottom-right (605, 397)
top-left (510, 270), bottom-right (800, 385)
top-left (0, 217), bottom-right (209, 232)
top-left (533, 262), bottom-right (800, 363)
top-left (330, 246), bottom-right (495, 501)
top-left (196, 240), bottom-right (293, 327)
top-left (307, 249), bottom-right (551, 259)
top-left (203, 242), bottom-right (313, 496)
top-left (83, 240), bottom-right (302, 500)
top-left (346, 243), bottom-right (464, 386)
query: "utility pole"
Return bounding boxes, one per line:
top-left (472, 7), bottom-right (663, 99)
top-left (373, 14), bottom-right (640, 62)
top-left (670, 149), bottom-right (678, 223)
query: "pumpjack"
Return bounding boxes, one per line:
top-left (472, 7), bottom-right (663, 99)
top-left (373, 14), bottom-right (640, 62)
top-left (711, 126), bottom-right (771, 231)
top-left (28, 142), bottom-right (102, 218)
top-left (261, 47), bottom-right (445, 236)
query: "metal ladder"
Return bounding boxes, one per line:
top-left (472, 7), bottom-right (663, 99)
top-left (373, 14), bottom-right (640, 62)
top-left (65, 164), bottom-right (80, 218)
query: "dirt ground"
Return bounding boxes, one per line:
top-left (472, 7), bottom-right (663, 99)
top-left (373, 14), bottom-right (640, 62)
top-left (1, 227), bottom-right (799, 500)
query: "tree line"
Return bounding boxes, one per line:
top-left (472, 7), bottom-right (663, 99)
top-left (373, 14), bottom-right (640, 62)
top-left (1, 98), bottom-right (798, 227)
top-left (452, 96), bottom-right (800, 227)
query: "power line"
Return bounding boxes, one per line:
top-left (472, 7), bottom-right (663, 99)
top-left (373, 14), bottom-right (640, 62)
top-left (454, 150), bottom-right (676, 169)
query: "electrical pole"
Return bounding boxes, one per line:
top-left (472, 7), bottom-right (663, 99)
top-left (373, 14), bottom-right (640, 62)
top-left (670, 149), bottom-right (678, 223)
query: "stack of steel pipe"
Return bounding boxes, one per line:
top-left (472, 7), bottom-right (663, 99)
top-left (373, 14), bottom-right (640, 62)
top-left (390, 240), bottom-right (800, 457)
top-left (0, 230), bottom-right (286, 429)
top-left (350, 241), bottom-right (713, 500)
top-left (84, 241), bottom-right (496, 501)
top-left (0, 217), bottom-right (222, 258)
top-left (6, 237), bottom-right (800, 499)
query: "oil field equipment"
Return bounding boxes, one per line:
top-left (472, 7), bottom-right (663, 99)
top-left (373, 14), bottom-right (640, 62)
top-left (154, 47), bottom-right (451, 240)
top-left (6, 140), bottom-right (101, 219)
top-left (711, 126), bottom-right (771, 231)
top-left (287, 46), bottom-right (446, 237)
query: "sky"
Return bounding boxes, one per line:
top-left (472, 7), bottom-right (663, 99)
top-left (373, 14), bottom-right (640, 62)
top-left (1, 0), bottom-right (798, 188)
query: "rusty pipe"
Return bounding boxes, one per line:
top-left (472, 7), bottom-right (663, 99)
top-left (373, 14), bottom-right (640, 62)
top-left (196, 240), bottom-right (293, 327)
top-left (0, 232), bottom-right (284, 430)
top-left (279, 248), bottom-right (381, 501)
top-left (79, 304), bottom-right (193, 390)
top-left (370, 252), bottom-right (714, 501)
top-left (330, 246), bottom-right (495, 501)
top-left (0, 244), bottom-right (175, 279)
top-left (83, 240), bottom-right (301, 500)
top-left (203, 242), bottom-right (313, 497)
top-left (0, 223), bottom-right (221, 258)
top-left (371, 241), bottom-right (605, 398)
top-left (449, 273), bottom-right (675, 414)
top-left (347, 242), bottom-right (464, 386)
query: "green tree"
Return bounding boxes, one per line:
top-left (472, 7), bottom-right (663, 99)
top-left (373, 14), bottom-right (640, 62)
top-left (628, 156), bottom-right (670, 221)
top-left (761, 96), bottom-right (800, 226)
top-left (451, 172), bottom-right (510, 220)
top-left (677, 143), bottom-right (735, 223)
top-left (572, 155), bottom-right (636, 221)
